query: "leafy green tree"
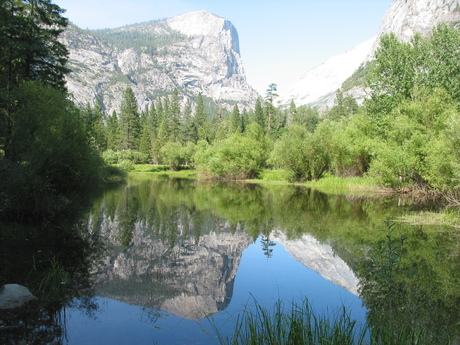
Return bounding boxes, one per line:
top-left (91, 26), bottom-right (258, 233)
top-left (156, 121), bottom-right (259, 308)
top-left (270, 125), bottom-right (329, 181)
top-left (0, 81), bottom-right (103, 218)
top-left (1, 0), bottom-right (70, 158)
top-left (329, 112), bottom-right (374, 177)
top-left (326, 90), bottom-right (359, 121)
top-left (160, 142), bottom-right (186, 170)
top-left (118, 87), bottom-right (140, 150)
top-left (194, 132), bottom-right (268, 179)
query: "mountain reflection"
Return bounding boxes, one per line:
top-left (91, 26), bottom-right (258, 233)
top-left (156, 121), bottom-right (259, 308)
top-left (86, 176), bottom-right (389, 319)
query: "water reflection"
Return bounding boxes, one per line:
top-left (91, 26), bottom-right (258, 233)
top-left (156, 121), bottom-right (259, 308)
top-left (2, 175), bottom-right (460, 344)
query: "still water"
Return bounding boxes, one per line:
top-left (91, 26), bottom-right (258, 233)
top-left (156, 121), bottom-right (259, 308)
top-left (1, 175), bottom-right (459, 344)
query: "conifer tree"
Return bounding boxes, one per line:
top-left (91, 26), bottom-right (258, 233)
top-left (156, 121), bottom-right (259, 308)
top-left (106, 110), bottom-right (120, 150)
top-left (231, 104), bottom-right (242, 133)
top-left (181, 99), bottom-right (193, 143)
top-left (193, 93), bottom-right (208, 143)
top-left (118, 87), bottom-right (140, 150)
top-left (254, 98), bottom-right (265, 131)
top-left (169, 88), bottom-right (182, 142)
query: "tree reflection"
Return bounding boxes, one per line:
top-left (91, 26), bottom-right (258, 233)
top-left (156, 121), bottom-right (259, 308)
top-left (0, 220), bottom-right (102, 344)
top-left (358, 221), bottom-right (460, 344)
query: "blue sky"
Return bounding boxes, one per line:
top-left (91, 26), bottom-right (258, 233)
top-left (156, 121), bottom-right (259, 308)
top-left (53, 0), bottom-right (393, 94)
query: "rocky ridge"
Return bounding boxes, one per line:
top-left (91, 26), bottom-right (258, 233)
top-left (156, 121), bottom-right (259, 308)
top-left (61, 10), bottom-right (259, 115)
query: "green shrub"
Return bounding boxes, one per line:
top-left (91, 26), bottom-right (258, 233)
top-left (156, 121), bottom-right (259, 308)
top-left (194, 132), bottom-right (268, 179)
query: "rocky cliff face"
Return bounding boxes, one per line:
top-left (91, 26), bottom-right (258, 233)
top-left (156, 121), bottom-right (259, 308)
top-left (280, 0), bottom-right (460, 108)
top-left (61, 10), bottom-right (259, 115)
top-left (376, 0), bottom-right (460, 43)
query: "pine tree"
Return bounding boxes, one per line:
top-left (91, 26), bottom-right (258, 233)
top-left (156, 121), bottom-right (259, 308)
top-left (169, 88), bottom-right (182, 142)
top-left (265, 83), bottom-right (278, 132)
top-left (254, 98), bottom-right (265, 131)
top-left (231, 104), bottom-right (242, 133)
top-left (118, 87), bottom-right (140, 150)
top-left (193, 93), bottom-right (208, 143)
top-left (106, 111), bottom-right (120, 150)
top-left (181, 99), bottom-right (193, 143)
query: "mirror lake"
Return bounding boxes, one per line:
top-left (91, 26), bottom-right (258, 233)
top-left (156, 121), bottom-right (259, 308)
top-left (1, 174), bottom-right (459, 344)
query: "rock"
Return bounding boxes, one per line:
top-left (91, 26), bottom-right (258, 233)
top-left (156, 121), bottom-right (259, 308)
top-left (0, 284), bottom-right (37, 311)
top-left (60, 10), bottom-right (259, 115)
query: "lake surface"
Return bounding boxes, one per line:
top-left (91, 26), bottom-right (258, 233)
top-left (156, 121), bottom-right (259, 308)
top-left (1, 175), bottom-right (459, 344)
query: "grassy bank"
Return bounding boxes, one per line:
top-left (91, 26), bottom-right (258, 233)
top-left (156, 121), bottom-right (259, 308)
top-left (127, 165), bottom-right (392, 194)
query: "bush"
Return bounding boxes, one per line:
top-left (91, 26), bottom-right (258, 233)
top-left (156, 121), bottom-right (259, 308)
top-left (194, 132), bottom-right (268, 179)
top-left (270, 125), bottom-right (330, 181)
top-left (101, 149), bottom-right (149, 165)
top-left (160, 142), bottom-right (186, 170)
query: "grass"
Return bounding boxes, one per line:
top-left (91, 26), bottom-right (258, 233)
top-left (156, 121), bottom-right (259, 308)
top-left (211, 298), bottom-right (439, 345)
top-left (398, 209), bottom-right (460, 229)
top-left (302, 174), bottom-right (383, 194)
top-left (126, 165), bottom-right (384, 193)
top-left (129, 164), bottom-right (197, 179)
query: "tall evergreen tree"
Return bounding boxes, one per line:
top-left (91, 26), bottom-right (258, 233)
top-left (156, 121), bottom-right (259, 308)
top-left (231, 104), bottom-right (242, 133)
top-left (118, 87), bottom-right (140, 150)
top-left (193, 93), bottom-right (208, 143)
top-left (181, 99), bottom-right (193, 143)
top-left (106, 110), bottom-right (120, 150)
top-left (254, 98), bottom-right (265, 131)
top-left (265, 83), bottom-right (279, 132)
top-left (169, 88), bottom-right (182, 142)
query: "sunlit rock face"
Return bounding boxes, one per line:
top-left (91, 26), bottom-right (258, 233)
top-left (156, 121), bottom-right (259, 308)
top-left (271, 232), bottom-right (360, 296)
top-left (280, 0), bottom-right (460, 109)
top-left (61, 10), bottom-right (258, 115)
top-left (93, 219), bottom-right (253, 320)
top-left (376, 0), bottom-right (460, 44)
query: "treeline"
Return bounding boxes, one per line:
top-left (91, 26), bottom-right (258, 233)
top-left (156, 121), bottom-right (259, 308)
top-left (0, 0), bottom-right (107, 220)
top-left (92, 22), bottom-right (187, 54)
top-left (93, 23), bottom-right (460, 195)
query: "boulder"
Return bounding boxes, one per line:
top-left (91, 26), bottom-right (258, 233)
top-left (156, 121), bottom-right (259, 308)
top-left (0, 284), bottom-right (37, 311)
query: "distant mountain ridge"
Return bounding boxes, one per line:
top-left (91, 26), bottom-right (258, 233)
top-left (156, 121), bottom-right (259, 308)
top-left (279, 0), bottom-right (460, 108)
top-left (61, 10), bottom-right (259, 115)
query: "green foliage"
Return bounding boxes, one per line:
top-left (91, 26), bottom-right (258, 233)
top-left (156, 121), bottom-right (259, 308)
top-left (194, 132), bottom-right (269, 179)
top-left (102, 149), bottom-right (149, 165)
top-left (367, 88), bottom-right (460, 189)
top-left (92, 21), bottom-right (187, 54)
top-left (270, 125), bottom-right (330, 181)
top-left (160, 142), bottom-right (187, 170)
top-left (342, 62), bottom-right (372, 91)
top-left (329, 113), bottom-right (374, 177)
top-left (0, 81), bottom-right (103, 219)
top-left (118, 87), bottom-right (140, 150)
top-left (366, 23), bottom-right (460, 116)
